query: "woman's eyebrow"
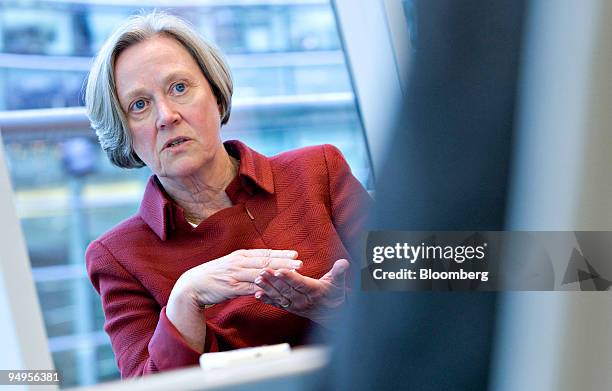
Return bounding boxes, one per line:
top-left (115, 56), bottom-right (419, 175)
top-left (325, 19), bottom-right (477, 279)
top-left (121, 71), bottom-right (193, 103)
top-left (120, 71), bottom-right (191, 102)
top-left (162, 71), bottom-right (192, 85)
top-left (121, 87), bottom-right (147, 106)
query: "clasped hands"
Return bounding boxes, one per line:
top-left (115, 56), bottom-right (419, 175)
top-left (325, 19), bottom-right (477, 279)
top-left (175, 249), bottom-right (349, 326)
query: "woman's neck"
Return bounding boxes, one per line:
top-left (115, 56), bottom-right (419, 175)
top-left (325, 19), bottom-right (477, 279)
top-left (158, 149), bottom-right (239, 224)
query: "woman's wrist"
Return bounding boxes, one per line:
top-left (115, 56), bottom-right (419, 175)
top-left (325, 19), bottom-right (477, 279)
top-left (167, 277), bottom-right (207, 353)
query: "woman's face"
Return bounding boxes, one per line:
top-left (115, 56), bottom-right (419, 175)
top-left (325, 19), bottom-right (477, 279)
top-left (114, 35), bottom-right (223, 179)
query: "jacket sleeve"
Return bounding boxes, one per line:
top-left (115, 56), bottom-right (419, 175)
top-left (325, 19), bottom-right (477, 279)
top-left (85, 240), bottom-right (219, 378)
top-left (322, 144), bottom-right (373, 261)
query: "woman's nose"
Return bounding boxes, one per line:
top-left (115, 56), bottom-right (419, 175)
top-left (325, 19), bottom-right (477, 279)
top-left (156, 98), bottom-right (181, 130)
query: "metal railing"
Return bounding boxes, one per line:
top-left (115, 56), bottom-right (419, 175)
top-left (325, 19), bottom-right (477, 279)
top-left (0, 92), bottom-right (354, 133)
top-left (0, 50), bottom-right (344, 72)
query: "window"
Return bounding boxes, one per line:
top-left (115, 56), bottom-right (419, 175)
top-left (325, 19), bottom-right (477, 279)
top-left (0, 0), bottom-right (372, 387)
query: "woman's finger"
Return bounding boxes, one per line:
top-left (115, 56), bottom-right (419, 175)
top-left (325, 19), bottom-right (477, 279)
top-left (240, 257), bottom-right (303, 270)
top-left (325, 259), bottom-right (350, 286)
top-left (236, 249), bottom-right (298, 259)
top-left (258, 271), bottom-right (314, 310)
top-left (231, 268), bottom-right (262, 283)
top-left (258, 270), bottom-right (295, 298)
top-left (255, 293), bottom-right (284, 309)
top-left (269, 268), bottom-right (315, 294)
top-left (254, 275), bottom-right (290, 305)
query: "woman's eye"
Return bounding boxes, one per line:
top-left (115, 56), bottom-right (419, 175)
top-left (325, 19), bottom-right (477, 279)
top-left (131, 99), bottom-right (146, 112)
top-left (173, 83), bottom-right (186, 94)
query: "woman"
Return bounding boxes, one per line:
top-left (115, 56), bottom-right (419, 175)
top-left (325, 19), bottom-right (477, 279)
top-left (85, 11), bottom-right (370, 378)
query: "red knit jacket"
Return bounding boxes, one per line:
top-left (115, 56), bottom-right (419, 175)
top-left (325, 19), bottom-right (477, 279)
top-left (85, 140), bottom-right (370, 378)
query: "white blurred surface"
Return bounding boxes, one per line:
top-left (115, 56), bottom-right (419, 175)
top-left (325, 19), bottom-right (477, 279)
top-left (494, 0), bottom-right (612, 390)
top-left (69, 345), bottom-right (328, 391)
top-left (0, 132), bottom-right (56, 390)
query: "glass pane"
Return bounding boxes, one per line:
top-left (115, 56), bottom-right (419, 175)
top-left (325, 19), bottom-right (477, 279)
top-left (402, 0), bottom-right (418, 47)
top-left (0, 1), bottom-right (372, 387)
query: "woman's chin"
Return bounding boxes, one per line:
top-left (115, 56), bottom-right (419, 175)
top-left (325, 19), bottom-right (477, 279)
top-left (159, 158), bottom-right (204, 179)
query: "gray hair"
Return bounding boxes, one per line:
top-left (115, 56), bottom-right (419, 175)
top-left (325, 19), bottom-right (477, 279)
top-left (85, 11), bottom-right (233, 168)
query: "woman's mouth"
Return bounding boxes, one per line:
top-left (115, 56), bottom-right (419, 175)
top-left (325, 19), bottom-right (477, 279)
top-left (164, 137), bottom-right (191, 150)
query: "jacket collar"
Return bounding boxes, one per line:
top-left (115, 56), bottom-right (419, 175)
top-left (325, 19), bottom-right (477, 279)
top-left (138, 140), bottom-right (274, 240)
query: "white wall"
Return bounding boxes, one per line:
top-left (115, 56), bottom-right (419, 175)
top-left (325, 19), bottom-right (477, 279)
top-left (492, 0), bottom-right (612, 389)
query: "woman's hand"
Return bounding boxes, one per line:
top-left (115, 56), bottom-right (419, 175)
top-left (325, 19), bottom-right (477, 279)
top-left (166, 248), bottom-right (301, 352)
top-left (253, 259), bottom-right (350, 328)
top-left (173, 248), bottom-right (302, 307)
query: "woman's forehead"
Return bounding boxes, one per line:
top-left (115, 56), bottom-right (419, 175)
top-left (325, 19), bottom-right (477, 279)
top-left (116, 35), bottom-right (197, 74)
top-left (114, 35), bottom-right (202, 96)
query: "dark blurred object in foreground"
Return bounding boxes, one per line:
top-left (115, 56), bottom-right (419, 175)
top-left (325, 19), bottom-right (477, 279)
top-left (329, 0), bottom-right (526, 389)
